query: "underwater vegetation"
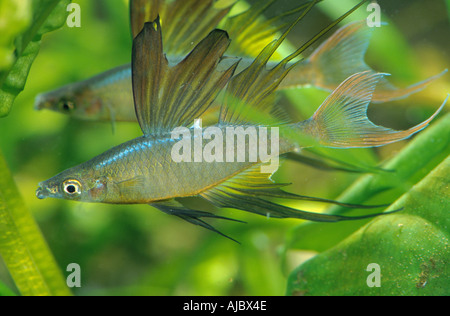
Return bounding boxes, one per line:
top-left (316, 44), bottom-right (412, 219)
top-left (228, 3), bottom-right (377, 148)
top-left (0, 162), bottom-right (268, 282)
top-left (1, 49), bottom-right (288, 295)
top-left (0, 0), bottom-right (449, 296)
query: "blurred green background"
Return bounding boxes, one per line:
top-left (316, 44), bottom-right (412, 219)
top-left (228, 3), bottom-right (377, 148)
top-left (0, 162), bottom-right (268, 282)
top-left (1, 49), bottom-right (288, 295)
top-left (0, 0), bottom-right (448, 295)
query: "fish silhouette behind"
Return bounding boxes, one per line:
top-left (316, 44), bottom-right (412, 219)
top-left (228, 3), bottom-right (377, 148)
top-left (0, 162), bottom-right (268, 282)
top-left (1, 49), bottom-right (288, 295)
top-left (34, 0), bottom-right (447, 124)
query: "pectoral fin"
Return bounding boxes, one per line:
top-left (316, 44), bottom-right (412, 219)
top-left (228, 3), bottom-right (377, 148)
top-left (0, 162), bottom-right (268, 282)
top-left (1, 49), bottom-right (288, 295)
top-left (152, 199), bottom-right (245, 243)
top-left (115, 176), bottom-right (147, 200)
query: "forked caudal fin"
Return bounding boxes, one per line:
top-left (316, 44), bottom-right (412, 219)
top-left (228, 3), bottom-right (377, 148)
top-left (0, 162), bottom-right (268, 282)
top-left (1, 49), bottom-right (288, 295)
top-left (298, 71), bottom-right (448, 148)
top-left (285, 20), bottom-right (448, 103)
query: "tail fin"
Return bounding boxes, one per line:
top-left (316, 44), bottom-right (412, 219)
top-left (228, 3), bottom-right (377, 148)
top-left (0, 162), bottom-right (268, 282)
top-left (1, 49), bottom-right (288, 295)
top-left (370, 69), bottom-right (448, 103)
top-left (284, 20), bottom-right (447, 102)
top-left (299, 71), bottom-right (448, 148)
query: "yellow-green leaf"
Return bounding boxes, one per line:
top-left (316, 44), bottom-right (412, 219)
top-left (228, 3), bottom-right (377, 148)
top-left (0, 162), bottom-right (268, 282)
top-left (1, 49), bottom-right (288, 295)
top-left (0, 145), bottom-right (71, 296)
top-left (0, 0), bottom-right (71, 117)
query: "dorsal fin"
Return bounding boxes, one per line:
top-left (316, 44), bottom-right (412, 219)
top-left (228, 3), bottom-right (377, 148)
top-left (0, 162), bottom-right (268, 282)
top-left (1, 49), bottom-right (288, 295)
top-left (132, 18), bottom-right (238, 135)
top-left (222, 0), bottom-right (318, 58)
top-left (130, 0), bottom-right (315, 58)
top-left (219, 0), bottom-right (368, 125)
top-left (130, 0), bottom-right (236, 55)
top-left (219, 0), bottom-right (317, 125)
top-left (130, 0), bottom-right (162, 39)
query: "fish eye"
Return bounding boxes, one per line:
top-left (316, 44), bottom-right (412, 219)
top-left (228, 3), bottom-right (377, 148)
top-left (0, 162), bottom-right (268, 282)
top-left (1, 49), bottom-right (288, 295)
top-left (61, 101), bottom-right (75, 112)
top-left (63, 179), bottom-right (82, 195)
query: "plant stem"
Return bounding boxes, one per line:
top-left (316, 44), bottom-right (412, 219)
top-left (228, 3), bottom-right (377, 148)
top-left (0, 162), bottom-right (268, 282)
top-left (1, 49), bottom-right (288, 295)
top-left (0, 150), bottom-right (72, 296)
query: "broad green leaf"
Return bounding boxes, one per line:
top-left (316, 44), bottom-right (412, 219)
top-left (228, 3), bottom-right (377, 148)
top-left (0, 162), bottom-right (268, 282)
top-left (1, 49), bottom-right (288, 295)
top-left (0, 150), bottom-right (71, 296)
top-left (284, 112), bottom-right (450, 253)
top-left (0, 0), bottom-right (71, 117)
top-left (286, 156), bottom-right (449, 296)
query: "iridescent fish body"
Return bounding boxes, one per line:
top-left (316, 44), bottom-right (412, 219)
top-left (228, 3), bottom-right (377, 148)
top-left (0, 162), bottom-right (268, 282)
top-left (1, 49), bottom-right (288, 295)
top-left (36, 2), bottom-right (447, 239)
top-left (34, 0), bottom-right (447, 123)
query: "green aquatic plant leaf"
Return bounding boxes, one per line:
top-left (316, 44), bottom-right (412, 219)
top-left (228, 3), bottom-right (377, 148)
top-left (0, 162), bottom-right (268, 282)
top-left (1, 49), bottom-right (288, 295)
top-left (284, 112), bottom-right (450, 253)
top-left (286, 155), bottom-right (449, 295)
top-left (0, 151), bottom-right (71, 296)
top-left (0, 0), bottom-right (71, 117)
top-left (0, 0), bottom-right (31, 71)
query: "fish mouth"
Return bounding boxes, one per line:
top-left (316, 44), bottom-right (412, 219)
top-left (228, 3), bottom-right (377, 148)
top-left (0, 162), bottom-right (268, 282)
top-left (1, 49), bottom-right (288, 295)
top-left (36, 185), bottom-right (48, 200)
top-left (34, 93), bottom-right (48, 111)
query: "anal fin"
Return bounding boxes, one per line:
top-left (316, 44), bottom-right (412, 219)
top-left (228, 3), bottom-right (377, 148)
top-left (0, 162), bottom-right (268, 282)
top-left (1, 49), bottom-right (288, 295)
top-left (200, 164), bottom-right (396, 222)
